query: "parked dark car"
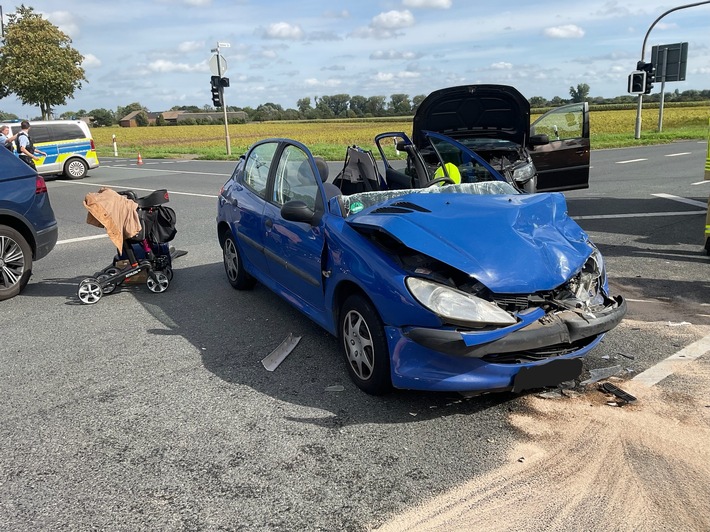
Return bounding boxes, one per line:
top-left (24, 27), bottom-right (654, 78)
top-left (0, 146), bottom-right (58, 300)
top-left (217, 133), bottom-right (625, 395)
top-left (412, 84), bottom-right (590, 192)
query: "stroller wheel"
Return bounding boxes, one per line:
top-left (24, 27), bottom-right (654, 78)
top-left (146, 271), bottom-right (169, 293)
top-left (78, 278), bottom-right (103, 304)
top-left (97, 270), bottom-right (119, 295)
top-left (164, 267), bottom-right (174, 281)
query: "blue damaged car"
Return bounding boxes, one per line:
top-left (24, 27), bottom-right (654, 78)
top-left (216, 132), bottom-right (625, 395)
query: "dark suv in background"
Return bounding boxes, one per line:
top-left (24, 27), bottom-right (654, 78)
top-left (0, 145), bottom-right (58, 300)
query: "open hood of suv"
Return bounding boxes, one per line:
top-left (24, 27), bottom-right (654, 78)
top-left (412, 84), bottom-right (530, 149)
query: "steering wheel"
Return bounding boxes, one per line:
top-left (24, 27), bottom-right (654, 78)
top-left (425, 176), bottom-right (456, 187)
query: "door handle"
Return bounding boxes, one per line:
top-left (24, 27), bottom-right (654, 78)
top-left (265, 218), bottom-right (273, 229)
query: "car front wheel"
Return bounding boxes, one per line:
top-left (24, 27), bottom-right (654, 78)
top-left (223, 233), bottom-right (255, 290)
top-left (339, 294), bottom-right (392, 395)
top-left (64, 157), bottom-right (88, 179)
top-left (0, 226), bottom-right (33, 301)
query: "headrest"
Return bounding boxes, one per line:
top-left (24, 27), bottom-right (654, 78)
top-left (314, 157), bottom-right (329, 182)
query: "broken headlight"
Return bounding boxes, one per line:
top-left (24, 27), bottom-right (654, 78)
top-left (557, 247), bottom-right (607, 312)
top-left (406, 277), bottom-right (517, 327)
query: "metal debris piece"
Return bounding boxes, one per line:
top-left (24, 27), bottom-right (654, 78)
top-left (599, 382), bottom-right (637, 403)
top-left (668, 321), bottom-right (692, 327)
top-left (261, 333), bottom-right (301, 371)
top-left (536, 390), bottom-right (565, 399)
top-left (601, 354), bottom-right (611, 360)
top-left (325, 385), bottom-right (344, 392)
top-left (618, 352), bottom-right (635, 360)
top-left (580, 365), bottom-right (623, 386)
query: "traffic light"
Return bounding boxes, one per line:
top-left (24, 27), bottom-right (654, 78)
top-left (628, 71), bottom-right (646, 94)
top-left (219, 77), bottom-right (230, 88)
top-left (642, 63), bottom-right (655, 94)
top-left (210, 75), bottom-right (223, 107)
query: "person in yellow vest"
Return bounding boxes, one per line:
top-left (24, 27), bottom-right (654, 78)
top-left (432, 162), bottom-right (461, 184)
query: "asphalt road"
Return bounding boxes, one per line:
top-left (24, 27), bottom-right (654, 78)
top-left (1, 141), bottom-right (709, 530)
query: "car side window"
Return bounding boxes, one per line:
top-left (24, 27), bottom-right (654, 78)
top-left (243, 142), bottom-right (277, 198)
top-left (272, 145), bottom-right (319, 210)
top-left (531, 103), bottom-right (584, 141)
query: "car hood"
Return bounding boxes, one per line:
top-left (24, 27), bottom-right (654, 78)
top-left (412, 84), bottom-right (530, 149)
top-left (346, 192), bottom-right (591, 293)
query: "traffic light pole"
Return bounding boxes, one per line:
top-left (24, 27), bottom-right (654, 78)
top-left (215, 47), bottom-right (232, 156)
top-left (634, 1), bottom-right (710, 139)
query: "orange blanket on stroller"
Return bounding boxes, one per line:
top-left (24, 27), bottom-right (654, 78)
top-left (84, 187), bottom-right (141, 250)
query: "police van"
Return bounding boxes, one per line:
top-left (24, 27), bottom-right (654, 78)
top-left (2, 119), bottom-right (99, 179)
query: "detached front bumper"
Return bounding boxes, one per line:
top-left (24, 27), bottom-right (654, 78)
top-left (404, 296), bottom-right (627, 358)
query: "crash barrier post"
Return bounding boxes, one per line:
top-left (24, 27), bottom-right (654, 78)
top-left (112, 134), bottom-right (118, 157)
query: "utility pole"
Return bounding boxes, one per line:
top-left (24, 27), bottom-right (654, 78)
top-left (210, 42), bottom-right (232, 155)
top-left (634, 1), bottom-right (710, 139)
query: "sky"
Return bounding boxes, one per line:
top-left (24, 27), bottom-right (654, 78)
top-left (1, 0), bottom-right (709, 119)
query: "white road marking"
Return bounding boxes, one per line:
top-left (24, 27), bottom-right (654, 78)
top-left (691, 180), bottom-right (710, 186)
top-left (625, 298), bottom-right (659, 303)
top-left (61, 180), bottom-right (218, 198)
top-left (633, 333), bottom-right (710, 387)
top-left (57, 234), bottom-right (108, 245)
top-left (97, 165), bottom-right (231, 177)
top-left (652, 193), bottom-right (708, 208)
top-left (574, 210), bottom-right (705, 220)
top-left (664, 152), bottom-right (691, 157)
top-left (616, 158), bottom-right (647, 164)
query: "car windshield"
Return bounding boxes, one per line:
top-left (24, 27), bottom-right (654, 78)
top-left (340, 181), bottom-right (518, 217)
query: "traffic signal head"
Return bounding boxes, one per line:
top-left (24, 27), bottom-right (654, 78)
top-left (642, 63), bottom-right (655, 94)
top-left (219, 77), bottom-right (230, 88)
top-left (628, 70), bottom-right (646, 94)
top-left (211, 84), bottom-right (222, 107)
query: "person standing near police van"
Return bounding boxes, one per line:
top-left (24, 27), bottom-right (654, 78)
top-left (0, 124), bottom-right (17, 150)
top-left (15, 120), bottom-right (47, 169)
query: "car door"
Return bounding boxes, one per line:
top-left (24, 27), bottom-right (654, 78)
top-left (232, 140), bottom-right (278, 273)
top-left (529, 102), bottom-right (590, 191)
top-left (261, 142), bottom-right (326, 315)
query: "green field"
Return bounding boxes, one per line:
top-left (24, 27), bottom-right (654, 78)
top-left (93, 106), bottom-right (710, 161)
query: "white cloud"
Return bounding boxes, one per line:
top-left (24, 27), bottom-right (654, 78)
top-left (490, 61), bottom-right (513, 70)
top-left (543, 24), bottom-right (585, 38)
top-left (374, 71), bottom-right (421, 82)
top-left (146, 59), bottom-right (208, 73)
top-left (262, 22), bottom-right (304, 40)
top-left (372, 10), bottom-right (415, 29)
top-left (370, 50), bottom-right (422, 60)
top-left (82, 54), bottom-right (102, 68)
top-left (323, 9), bottom-right (350, 18)
top-left (403, 0), bottom-right (452, 8)
top-left (178, 40), bottom-right (205, 53)
top-left (304, 78), bottom-right (342, 88)
top-left (43, 11), bottom-right (79, 37)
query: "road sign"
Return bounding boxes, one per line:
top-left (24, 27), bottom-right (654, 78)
top-left (209, 54), bottom-right (228, 76)
top-left (651, 42), bottom-right (688, 82)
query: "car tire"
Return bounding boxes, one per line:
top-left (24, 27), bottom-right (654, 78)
top-left (339, 294), bottom-right (392, 395)
top-left (63, 157), bottom-right (88, 179)
top-left (0, 226), bottom-right (33, 301)
top-left (223, 233), bottom-right (255, 290)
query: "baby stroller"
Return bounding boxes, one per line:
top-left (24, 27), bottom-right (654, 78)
top-left (77, 188), bottom-right (179, 305)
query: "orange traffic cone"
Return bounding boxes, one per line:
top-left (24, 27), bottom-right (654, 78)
top-left (137, 152), bottom-right (144, 165)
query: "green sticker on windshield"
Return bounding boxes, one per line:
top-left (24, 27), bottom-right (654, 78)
top-left (350, 201), bottom-right (364, 214)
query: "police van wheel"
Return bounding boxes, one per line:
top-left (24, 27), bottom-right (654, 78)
top-left (64, 158), bottom-right (88, 179)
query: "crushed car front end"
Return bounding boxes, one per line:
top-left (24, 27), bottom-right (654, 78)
top-left (340, 186), bottom-right (626, 393)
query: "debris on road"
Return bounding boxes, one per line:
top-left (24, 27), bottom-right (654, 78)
top-left (618, 352), bottom-right (635, 360)
top-left (325, 385), bottom-right (345, 392)
top-left (599, 382), bottom-right (637, 404)
top-left (261, 333), bottom-right (301, 371)
top-left (580, 365), bottom-right (623, 385)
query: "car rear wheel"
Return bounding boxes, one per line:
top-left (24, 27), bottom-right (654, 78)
top-left (339, 294), bottom-right (392, 395)
top-left (223, 233), bottom-right (255, 290)
top-left (64, 157), bottom-right (88, 179)
top-left (0, 226), bottom-right (33, 301)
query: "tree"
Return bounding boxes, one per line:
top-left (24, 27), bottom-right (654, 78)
top-left (569, 83), bottom-right (590, 103)
top-left (0, 110), bottom-right (19, 121)
top-left (296, 97), bottom-right (312, 115)
top-left (89, 108), bottom-right (115, 127)
top-left (411, 94), bottom-right (426, 113)
top-left (0, 6), bottom-right (86, 120)
top-left (116, 102), bottom-right (147, 120)
top-left (365, 96), bottom-right (386, 117)
top-left (349, 95), bottom-right (367, 117)
top-left (388, 93), bottom-right (411, 116)
top-left (135, 111), bottom-right (149, 127)
top-left (528, 96), bottom-right (548, 108)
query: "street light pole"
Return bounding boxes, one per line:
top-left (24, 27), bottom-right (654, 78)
top-left (634, 1), bottom-right (710, 139)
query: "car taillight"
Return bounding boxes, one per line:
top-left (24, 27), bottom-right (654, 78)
top-left (36, 175), bottom-right (48, 194)
top-left (90, 139), bottom-right (96, 150)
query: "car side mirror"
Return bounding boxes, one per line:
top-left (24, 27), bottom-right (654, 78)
top-left (529, 134), bottom-right (549, 147)
top-left (395, 140), bottom-right (408, 151)
top-left (281, 200), bottom-right (315, 224)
